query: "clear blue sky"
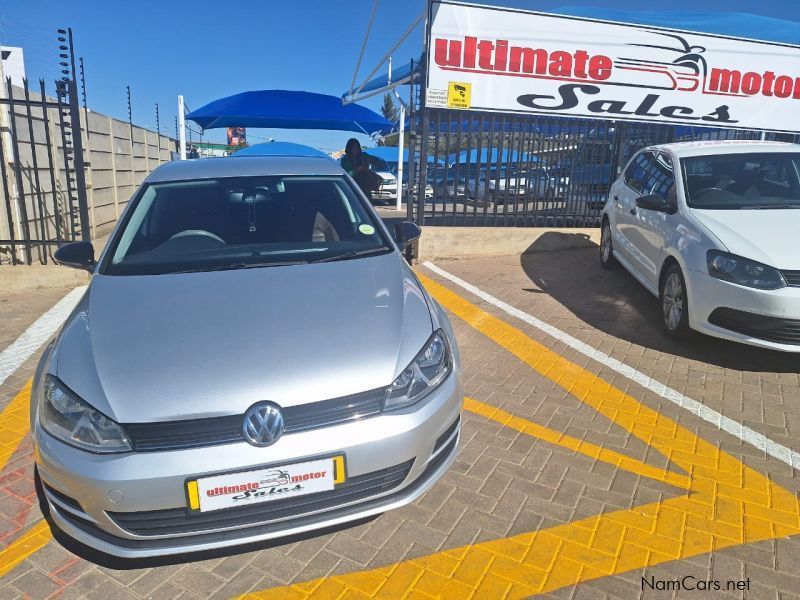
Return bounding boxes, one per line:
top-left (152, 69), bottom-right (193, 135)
top-left (2, 0), bottom-right (798, 152)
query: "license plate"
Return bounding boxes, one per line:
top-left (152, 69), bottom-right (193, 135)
top-left (187, 456), bottom-right (345, 513)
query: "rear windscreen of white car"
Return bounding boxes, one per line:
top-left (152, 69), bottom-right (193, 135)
top-left (103, 176), bottom-right (390, 275)
top-left (681, 153), bottom-right (800, 210)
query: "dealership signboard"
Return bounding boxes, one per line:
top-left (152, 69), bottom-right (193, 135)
top-left (426, 1), bottom-right (800, 133)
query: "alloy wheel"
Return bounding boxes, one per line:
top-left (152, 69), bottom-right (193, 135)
top-left (662, 272), bottom-right (684, 331)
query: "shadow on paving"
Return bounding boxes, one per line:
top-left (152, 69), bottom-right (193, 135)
top-left (519, 233), bottom-right (800, 373)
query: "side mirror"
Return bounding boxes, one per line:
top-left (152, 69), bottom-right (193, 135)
top-left (393, 221), bottom-right (422, 248)
top-left (636, 194), bottom-right (670, 213)
top-left (54, 241), bottom-right (96, 271)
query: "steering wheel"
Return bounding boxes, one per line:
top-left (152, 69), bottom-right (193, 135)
top-left (168, 230), bottom-right (225, 243)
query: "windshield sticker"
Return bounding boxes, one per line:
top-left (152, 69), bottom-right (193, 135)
top-left (359, 224), bottom-right (375, 235)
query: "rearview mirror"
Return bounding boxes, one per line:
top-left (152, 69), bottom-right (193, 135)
top-left (54, 241), bottom-right (96, 271)
top-left (393, 221), bottom-right (422, 248)
top-left (636, 194), bottom-right (671, 213)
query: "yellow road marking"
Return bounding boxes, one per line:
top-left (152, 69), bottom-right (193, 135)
top-left (241, 272), bottom-right (800, 599)
top-left (0, 380), bottom-right (54, 575)
top-left (464, 397), bottom-right (690, 490)
top-left (0, 380), bottom-right (33, 472)
top-left (0, 521), bottom-right (51, 578)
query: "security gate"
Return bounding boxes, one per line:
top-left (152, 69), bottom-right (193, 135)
top-left (409, 108), bottom-right (798, 227)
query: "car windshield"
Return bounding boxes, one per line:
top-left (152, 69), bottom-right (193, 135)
top-left (102, 175), bottom-right (390, 276)
top-left (681, 152), bottom-right (800, 209)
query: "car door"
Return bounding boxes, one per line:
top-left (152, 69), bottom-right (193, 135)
top-left (629, 151), bottom-right (676, 291)
top-left (610, 150), bottom-right (652, 268)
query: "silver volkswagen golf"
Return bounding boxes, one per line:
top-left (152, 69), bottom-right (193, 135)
top-left (31, 154), bottom-right (462, 558)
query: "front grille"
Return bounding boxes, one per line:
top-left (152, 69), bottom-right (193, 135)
top-left (125, 388), bottom-right (386, 452)
top-left (708, 307), bottom-right (800, 345)
top-left (108, 459), bottom-right (414, 536)
top-left (782, 270), bottom-right (800, 287)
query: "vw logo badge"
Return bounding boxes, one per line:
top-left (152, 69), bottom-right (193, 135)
top-left (242, 403), bottom-right (284, 447)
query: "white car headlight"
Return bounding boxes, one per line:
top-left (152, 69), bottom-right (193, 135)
top-left (385, 330), bottom-right (452, 411)
top-left (39, 375), bottom-right (131, 453)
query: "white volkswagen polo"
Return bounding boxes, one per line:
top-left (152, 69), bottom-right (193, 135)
top-left (600, 141), bottom-right (800, 351)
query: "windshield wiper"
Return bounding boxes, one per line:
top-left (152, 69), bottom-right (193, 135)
top-left (742, 204), bottom-right (800, 209)
top-left (312, 246), bottom-right (391, 263)
top-left (174, 260), bottom-right (308, 274)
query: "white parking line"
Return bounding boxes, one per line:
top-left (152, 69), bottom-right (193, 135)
top-left (0, 287), bottom-right (87, 388)
top-left (423, 261), bottom-right (800, 470)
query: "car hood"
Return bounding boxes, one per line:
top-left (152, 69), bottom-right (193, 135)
top-left (690, 209), bottom-right (800, 269)
top-left (53, 252), bottom-right (433, 423)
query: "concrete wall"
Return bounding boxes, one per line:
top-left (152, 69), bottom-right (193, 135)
top-left (83, 110), bottom-right (173, 237)
top-left (0, 85), bottom-right (174, 264)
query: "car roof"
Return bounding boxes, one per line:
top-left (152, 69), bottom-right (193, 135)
top-left (146, 155), bottom-right (345, 182)
top-left (641, 140), bottom-right (800, 158)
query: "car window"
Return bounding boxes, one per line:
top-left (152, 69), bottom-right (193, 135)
top-left (680, 152), bottom-right (800, 209)
top-left (103, 175), bottom-right (390, 276)
top-left (624, 151), bottom-right (656, 193)
top-left (642, 153), bottom-right (675, 198)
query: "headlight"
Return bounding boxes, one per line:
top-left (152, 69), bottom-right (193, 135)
top-left (39, 375), bottom-right (131, 453)
top-left (707, 250), bottom-right (786, 290)
top-left (385, 330), bottom-right (452, 411)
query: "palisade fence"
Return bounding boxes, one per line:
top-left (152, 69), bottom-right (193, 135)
top-left (0, 79), bottom-right (175, 265)
top-left (409, 107), bottom-right (800, 227)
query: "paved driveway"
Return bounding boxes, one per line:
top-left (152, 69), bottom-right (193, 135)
top-left (1, 249), bottom-right (799, 599)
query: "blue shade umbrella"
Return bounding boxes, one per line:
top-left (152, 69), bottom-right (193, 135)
top-left (186, 90), bottom-right (395, 136)
top-left (232, 141), bottom-right (332, 159)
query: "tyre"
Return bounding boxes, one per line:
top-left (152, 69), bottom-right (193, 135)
top-left (600, 219), bottom-right (618, 269)
top-left (659, 263), bottom-right (690, 336)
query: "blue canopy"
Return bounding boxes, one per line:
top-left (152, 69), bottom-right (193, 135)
top-left (186, 90), bottom-right (394, 135)
top-left (344, 58), bottom-right (423, 99)
top-left (232, 141), bottom-right (331, 159)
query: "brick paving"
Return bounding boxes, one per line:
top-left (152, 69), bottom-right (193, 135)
top-left (0, 250), bottom-right (799, 598)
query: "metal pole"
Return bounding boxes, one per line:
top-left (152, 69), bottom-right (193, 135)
top-left (67, 80), bottom-right (91, 242)
top-left (397, 104), bottom-right (405, 211)
top-left (178, 95), bottom-right (186, 160)
top-left (79, 57), bottom-right (89, 138)
top-left (155, 103), bottom-right (161, 154)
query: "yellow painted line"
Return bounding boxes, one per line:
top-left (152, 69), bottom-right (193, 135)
top-left (241, 272), bottom-right (800, 599)
top-left (0, 521), bottom-right (52, 578)
top-left (464, 397), bottom-right (690, 490)
top-left (0, 380), bottom-right (33, 472)
top-left (0, 380), bottom-right (55, 576)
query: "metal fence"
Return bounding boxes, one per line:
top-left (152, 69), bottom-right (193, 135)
top-left (0, 77), bottom-right (88, 265)
top-left (409, 108), bottom-right (800, 227)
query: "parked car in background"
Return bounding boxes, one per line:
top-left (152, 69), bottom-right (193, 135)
top-left (369, 157), bottom-right (398, 205)
top-left (601, 141), bottom-right (800, 351)
top-left (35, 153), bottom-right (463, 557)
top-left (467, 166), bottom-right (554, 203)
top-left (431, 172), bottom-right (469, 200)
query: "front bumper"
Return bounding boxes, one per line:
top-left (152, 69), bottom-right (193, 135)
top-left (685, 269), bottom-right (800, 352)
top-left (374, 187), bottom-right (398, 200)
top-left (35, 374), bottom-right (462, 558)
